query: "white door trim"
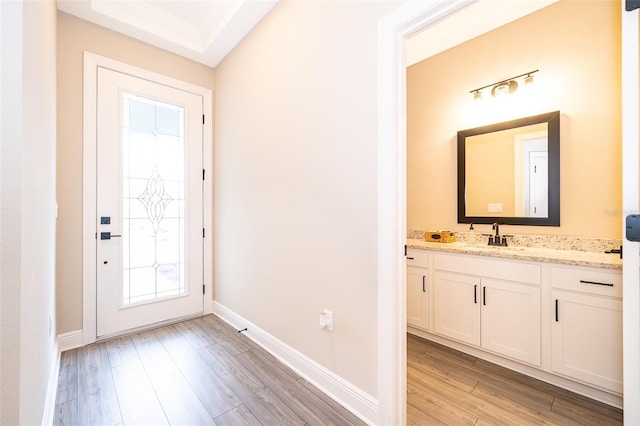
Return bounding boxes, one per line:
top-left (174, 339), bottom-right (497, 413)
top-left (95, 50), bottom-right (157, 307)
top-left (377, 1), bottom-right (566, 423)
top-left (82, 52), bottom-right (213, 345)
top-left (622, 3), bottom-right (640, 423)
top-left (377, 2), bottom-right (474, 423)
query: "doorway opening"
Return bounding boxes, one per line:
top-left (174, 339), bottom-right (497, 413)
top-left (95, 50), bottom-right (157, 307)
top-left (379, 1), bottom-right (639, 423)
top-left (374, 0), bottom-right (633, 423)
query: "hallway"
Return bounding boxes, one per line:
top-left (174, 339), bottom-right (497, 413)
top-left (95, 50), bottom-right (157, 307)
top-left (54, 315), bottom-right (365, 425)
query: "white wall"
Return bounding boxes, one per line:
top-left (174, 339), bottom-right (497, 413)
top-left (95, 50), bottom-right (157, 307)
top-left (0, 0), bottom-right (58, 423)
top-left (0, 2), bottom-right (2, 417)
top-left (0, 2), bottom-right (23, 423)
top-left (214, 0), bottom-right (398, 397)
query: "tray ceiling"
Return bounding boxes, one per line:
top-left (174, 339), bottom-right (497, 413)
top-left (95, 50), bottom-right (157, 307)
top-left (57, 0), bottom-right (278, 67)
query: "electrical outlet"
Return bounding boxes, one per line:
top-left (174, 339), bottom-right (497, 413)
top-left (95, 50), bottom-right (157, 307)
top-left (488, 203), bottom-right (503, 213)
top-left (319, 310), bottom-right (333, 331)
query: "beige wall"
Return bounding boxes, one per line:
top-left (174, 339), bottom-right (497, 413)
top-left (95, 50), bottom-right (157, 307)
top-left (1, 0), bottom-right (58, 423)
top-left (56, 12), bottom-right (215, 334)
top-left (215, 0), bottom-right (398, 397)
top-left (407, 0), bottom-right (622, 238)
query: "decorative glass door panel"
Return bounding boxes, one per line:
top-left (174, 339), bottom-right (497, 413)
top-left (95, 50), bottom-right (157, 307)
top-left (122, 93), bottom-right (186, 306)
top-left (96, 67), bottom-right (203, 338)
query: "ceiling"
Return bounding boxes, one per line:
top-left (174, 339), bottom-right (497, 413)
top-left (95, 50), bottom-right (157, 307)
top-left (405, 0), bottom-right (558, 67)
top-left (57, 0), bottom-right (279, 68)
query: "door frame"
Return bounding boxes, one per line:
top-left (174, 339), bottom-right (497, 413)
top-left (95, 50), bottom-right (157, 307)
top-left (377, 3), bottom-right (476, 423)
top-left (376, 0), bottom-right (637, 423)
top-left (82, 52), bottom-right (213, 345)
top-left (622, 3), bottom-right (640, 422)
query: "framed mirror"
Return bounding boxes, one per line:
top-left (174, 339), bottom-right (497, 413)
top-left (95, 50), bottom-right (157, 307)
top-left (457, 111), bottom-right (560, 226)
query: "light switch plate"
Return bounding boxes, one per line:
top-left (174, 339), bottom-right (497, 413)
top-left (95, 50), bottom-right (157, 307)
top-left (319, 309), bottom-right (333, 331)
top-left (488, 203), bottom-right (503, 213)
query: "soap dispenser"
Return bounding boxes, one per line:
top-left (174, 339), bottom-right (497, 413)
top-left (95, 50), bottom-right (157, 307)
top-left (469, 223), bottom-right (475, 243)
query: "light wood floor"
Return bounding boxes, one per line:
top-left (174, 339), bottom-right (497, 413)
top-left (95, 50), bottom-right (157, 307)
top-left (54, 315), bottom-right (623, 426)
top-left (407, 333), bottom-right (623, 426)
top-left (53, 314), bottom-right (366, 426)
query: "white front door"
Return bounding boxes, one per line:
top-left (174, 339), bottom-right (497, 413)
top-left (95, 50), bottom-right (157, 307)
top-left (95, 67), bottom-right (204, 338)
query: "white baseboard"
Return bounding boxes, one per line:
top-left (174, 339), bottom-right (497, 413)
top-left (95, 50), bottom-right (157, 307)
top-left (41, 340), bottom-right (60, 426)
top-left (211, 301), bottom-right (378, 425)
top-left (58, 330), bottom-right (83, 352)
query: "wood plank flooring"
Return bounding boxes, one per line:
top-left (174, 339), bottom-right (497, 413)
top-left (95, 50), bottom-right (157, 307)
top-left (54, 315), bottom-right (623, 426)
top-left (407, 333), bottom-right (623, 426)
top-left (53, 315), bottom-right (365, 426)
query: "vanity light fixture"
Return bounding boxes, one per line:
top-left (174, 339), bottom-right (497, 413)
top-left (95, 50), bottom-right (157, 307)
top-left (470, 69), bottom-right (539, 100)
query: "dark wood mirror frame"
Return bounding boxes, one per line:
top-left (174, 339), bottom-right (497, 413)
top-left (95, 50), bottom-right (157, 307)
top-left (457, 111), bottom-right (560, 226)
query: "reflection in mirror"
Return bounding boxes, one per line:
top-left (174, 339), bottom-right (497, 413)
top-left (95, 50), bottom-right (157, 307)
top-left (458, 111), bottom-right (560, 226)
top-left (465, 122), bottom-right (548, 217)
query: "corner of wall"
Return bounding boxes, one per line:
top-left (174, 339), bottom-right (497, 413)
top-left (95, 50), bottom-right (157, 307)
top-left (41, 340), bottom-right (61, 426)
top-left (211, 301), bottom-right (378, 425)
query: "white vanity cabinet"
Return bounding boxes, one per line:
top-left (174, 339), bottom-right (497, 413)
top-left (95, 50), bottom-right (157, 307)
top-left (433, 269), bottom-right (541, 366)
top-left (406, 249), bottom-right (430, 330)
top-left (551, 266), bottom-right (623, 394)
top-left (407, 246), bottom-right (623, 406)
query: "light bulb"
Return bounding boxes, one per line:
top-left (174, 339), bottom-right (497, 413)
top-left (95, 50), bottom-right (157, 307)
top-left (494, 83), bottom-right (510, 97)
top-left (491, 80), bottom-right (518, 97)
top-left (524, 74), bottom-right (534, 86)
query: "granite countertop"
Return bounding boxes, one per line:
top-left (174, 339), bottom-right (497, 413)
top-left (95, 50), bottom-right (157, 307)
top-left (406, 238), bottom-right (623, 270)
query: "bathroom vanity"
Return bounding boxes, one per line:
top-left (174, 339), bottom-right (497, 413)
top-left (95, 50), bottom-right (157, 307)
top-left (406, 240), bottom-right (622, 407)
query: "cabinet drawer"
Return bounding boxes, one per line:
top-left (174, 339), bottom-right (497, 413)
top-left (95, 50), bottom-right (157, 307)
top-left (434, 253), bottom-right (540, 285)
top-left (407, 249), bottom-right (430, 268)
top-left (551, 266), bottom-right (622, 298)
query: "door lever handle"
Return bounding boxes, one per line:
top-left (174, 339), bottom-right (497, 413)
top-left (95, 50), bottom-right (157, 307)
top-left (100, 232), bottom-right (122, 240)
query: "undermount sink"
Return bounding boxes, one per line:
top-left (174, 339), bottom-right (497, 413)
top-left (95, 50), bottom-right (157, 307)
top-left (465, 243), bottom-right (527, 252)
top-left (487, 244), bottom-right (526, 251)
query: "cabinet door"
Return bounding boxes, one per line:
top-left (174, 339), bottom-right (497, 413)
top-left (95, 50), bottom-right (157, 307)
top-left (552, 291), bottom-right (622, 393)
top-left (481, 279), bottom-right (541, 366)
top-left (407, 266), bottom-right (429, 330)
top-left (433, 271), bottom-right (480, 346)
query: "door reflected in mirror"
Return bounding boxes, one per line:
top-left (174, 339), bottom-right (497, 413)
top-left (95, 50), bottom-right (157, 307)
top-left (458, 111), bottom-right (560, 226)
